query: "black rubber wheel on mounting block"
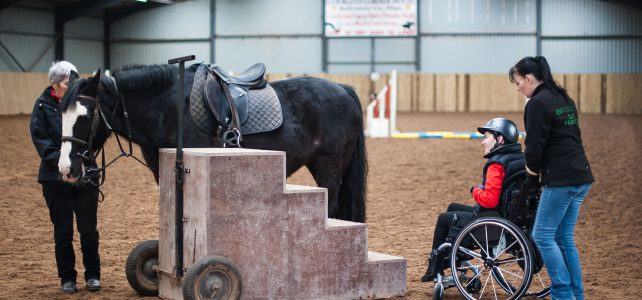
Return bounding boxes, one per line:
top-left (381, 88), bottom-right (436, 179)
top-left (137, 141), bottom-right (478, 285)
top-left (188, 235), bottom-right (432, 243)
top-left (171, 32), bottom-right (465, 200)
top-left (182, 255), bottom-right (242, 300)
top-left (125, 240), bottom-right (159, 296)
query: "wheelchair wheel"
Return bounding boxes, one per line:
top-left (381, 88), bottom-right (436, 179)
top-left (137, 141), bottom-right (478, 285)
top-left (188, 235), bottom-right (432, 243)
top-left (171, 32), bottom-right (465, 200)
top-left (450, 218), bottom-right (533, 300)
top-left (493, 240), bottom-right (551, 298)
top-left (526, 265), bottom-right (551, 298)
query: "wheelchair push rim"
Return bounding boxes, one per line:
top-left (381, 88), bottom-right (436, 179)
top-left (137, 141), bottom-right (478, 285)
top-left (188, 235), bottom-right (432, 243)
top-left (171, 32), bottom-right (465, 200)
top-left (450, 217), bottom-right (533, 300)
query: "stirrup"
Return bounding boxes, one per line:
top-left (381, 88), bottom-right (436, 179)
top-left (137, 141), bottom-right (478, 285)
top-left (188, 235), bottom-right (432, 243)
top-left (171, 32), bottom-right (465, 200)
top-left (222, 128), bottom-right (241, 147)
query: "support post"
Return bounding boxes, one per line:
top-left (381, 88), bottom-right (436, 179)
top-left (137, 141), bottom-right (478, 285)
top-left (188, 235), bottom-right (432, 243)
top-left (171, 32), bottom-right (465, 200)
top-left (167, 54), bottom-right (195, 278)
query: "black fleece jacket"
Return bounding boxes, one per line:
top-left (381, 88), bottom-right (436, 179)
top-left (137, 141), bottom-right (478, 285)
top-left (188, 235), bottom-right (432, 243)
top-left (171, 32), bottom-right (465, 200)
top-left (523, 84), bottom-right (594, 187)
top-left (30, 87), bottom-right (63, 182)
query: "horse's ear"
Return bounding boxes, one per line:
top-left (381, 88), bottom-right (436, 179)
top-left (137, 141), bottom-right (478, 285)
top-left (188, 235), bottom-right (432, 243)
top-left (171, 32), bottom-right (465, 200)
top-left (84, 68), bottom-right (102, 97)
top-left (69, 70), bottom-right (79, 84)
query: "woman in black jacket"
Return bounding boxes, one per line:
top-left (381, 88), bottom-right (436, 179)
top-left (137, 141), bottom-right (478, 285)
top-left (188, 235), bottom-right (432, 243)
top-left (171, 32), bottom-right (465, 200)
top-left (510, 56), bottom-right (593, 300)
top-left (30, 61), bottom-right (101, 294)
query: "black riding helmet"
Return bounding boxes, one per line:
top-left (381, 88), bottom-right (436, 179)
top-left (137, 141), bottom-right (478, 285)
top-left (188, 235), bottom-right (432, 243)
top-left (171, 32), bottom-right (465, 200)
top-left (477, 118), bottom-right (519, 144)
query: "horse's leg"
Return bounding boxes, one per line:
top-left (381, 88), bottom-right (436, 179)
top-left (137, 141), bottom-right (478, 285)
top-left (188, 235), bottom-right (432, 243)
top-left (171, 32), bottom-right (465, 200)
top-left (307, 134), bottom-right (366, 222)
top-left (140, 146), bottom-right (160, 183)
top-left (307, 156), bottom-right (346, 220)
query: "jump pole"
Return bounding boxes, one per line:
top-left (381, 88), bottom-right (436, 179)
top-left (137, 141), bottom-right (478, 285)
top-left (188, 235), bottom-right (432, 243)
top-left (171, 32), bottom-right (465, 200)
top-left (167, 54), bottom-right (195, 278)
top-left (365, 70), bottom-right (524, 140)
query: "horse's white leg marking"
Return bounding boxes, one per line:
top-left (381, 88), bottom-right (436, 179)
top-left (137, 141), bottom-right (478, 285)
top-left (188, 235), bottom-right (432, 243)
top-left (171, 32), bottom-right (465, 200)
top-left (59, 103), bottom-right (88, 181)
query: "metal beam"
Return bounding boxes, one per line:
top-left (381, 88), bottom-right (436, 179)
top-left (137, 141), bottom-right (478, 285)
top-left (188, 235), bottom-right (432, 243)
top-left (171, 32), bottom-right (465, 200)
top-left (57, 0), bottom-right (123, 23)
top-left (54, 9), bottom-right (64, 60)
top-left (415, 0), bottom-right (420, 71)
top-left (535, 0), bottom-right (542, 56)
top-left (104, 11), bottom-right (111, 70)
top-left (210, 0), bottom-right (216, 63)
top-left (111, 38), bottom-right (210, 43)
top-left (107, 1), bottom-right (166, 23)
top-left (597, 0), bottom-right (642, 10)
top-left (27, 34), bottom-right (61, 71)
top-left (0, 0), bottom-right (23, 10)
top-left (0, 39), bottom-right (26, 71)
top-left (321, 0), bottom-right (327, 72)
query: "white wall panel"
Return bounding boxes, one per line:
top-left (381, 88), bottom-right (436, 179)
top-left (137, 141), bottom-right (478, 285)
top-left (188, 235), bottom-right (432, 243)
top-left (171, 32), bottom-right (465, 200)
top-left (421, 0), bottom-right (536, 33)
top-left (422, 35), bottom-right (535, 73)
top-left (111, 42), bottom-right (209, 70)
top-left (215, 38), bottom-right (321, 73)
top-left (0, 7), bottom-right (53, 34)
top-left (328, 64), bottom-right (372, 74)
top-left (111, 0), bottom-right (209, 39)
top-left (215, 0), bottom-right (321, 35)
top-left (66, 17), bottom-right (103, 39)
top-left (375, 64), bottom-right (416, 73)
top-left (65, 39), bottom-right (103, 73)
top-left (543, 39), bottom-right (642, 73)
top-left (375, 38), bottom-right (415, 62)
top-left (0, 33), bottom-right (54, 72)
top-left (328, 39), bottom-right (371, 63)
top-left (542, 0), bottom-right (642, 36)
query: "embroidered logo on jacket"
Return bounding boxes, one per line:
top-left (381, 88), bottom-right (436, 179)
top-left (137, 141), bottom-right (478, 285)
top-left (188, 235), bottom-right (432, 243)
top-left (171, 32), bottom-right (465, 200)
top-left (555, 106), bottom-right (578, 126)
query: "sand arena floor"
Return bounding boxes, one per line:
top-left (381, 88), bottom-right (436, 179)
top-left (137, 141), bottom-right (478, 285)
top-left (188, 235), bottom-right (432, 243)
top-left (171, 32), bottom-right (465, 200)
top-left (0, 112), bottom-right (640, 299)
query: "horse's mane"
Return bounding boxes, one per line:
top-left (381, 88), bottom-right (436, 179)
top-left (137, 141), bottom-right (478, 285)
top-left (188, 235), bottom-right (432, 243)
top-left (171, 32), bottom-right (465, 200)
top-left (60, 80), bottom-right (81, 112)
top-left (113, 64), bottom-right (176, 93)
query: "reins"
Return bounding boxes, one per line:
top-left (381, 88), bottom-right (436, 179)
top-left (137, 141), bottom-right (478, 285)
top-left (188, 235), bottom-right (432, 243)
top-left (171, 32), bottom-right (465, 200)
top-left (61, 77), bottom-right (154, 201)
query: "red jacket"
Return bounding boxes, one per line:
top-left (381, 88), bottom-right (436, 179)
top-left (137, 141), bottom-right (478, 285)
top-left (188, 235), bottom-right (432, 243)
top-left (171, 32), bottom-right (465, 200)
top-left (472, 163), bottom-right (504, 208)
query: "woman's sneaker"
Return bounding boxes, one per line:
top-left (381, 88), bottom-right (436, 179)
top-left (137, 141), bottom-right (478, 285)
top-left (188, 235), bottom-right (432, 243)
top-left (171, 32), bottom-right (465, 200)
top-left (86, 278), bottom-right (101, 291)
top-left (61, 281), bottom-right (77, 294)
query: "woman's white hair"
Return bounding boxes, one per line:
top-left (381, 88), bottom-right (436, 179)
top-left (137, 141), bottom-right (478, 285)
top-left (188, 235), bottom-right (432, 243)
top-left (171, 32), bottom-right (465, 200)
top-left (48, 61), bottom-right (78, 84)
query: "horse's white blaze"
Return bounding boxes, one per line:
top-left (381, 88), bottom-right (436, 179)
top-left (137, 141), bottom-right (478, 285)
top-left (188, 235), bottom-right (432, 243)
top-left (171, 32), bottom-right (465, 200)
top-left (58, 103), bottom-right (89, 179)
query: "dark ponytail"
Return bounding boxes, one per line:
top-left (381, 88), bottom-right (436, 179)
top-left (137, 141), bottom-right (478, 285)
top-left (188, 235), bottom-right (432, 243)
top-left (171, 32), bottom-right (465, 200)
top-left (509, 56), bottom-right (570, 101)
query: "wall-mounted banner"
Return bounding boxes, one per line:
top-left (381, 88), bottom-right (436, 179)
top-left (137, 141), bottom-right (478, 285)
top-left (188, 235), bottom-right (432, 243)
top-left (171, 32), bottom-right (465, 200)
top-left (324, 0), bottom-right (418, 37)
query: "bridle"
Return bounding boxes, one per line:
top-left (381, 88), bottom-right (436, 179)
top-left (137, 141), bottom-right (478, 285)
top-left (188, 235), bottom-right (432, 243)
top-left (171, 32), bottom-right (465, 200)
top-left (61, 78), bottom-right (152, 198)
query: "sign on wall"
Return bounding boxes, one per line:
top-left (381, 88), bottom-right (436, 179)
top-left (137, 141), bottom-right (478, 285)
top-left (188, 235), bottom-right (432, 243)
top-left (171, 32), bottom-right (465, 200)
top-left (324, 0), bottom-right (418, 37)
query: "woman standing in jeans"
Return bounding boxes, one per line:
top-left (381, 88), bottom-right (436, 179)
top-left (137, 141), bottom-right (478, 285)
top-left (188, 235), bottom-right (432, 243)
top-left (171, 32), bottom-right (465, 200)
top-left (509, 56), bottom-right (594, 300)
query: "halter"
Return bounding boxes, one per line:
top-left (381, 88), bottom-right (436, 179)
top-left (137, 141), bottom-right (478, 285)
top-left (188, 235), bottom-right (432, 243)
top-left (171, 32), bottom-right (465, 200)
top-left (61, 78), bottom-right (152, 197)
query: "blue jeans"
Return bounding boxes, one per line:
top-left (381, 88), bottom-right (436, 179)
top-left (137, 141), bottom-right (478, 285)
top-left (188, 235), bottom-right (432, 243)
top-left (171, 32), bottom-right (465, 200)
top-left (532, 183), bottom-right (591, 300)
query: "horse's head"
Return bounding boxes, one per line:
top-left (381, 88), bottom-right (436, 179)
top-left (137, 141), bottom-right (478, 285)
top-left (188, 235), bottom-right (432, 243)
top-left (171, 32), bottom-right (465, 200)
top-left (58, 70), bottom-right (111, 183)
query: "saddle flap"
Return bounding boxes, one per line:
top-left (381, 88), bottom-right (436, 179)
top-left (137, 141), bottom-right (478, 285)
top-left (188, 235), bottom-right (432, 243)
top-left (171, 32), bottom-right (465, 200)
top-left (204, 76), bottom-right (226, 124)
top-left (226, 84), bottom-right (249, 124)
top-left (204, 76), bottom-right (249, 126)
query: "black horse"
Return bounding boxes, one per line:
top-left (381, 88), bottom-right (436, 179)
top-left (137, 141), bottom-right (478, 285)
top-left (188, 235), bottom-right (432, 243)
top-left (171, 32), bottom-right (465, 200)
top-left (57, 64), bottom-right (367, 222)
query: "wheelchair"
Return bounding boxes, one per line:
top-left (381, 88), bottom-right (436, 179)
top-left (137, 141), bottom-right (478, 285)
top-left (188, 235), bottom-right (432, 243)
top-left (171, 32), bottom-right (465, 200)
top-left (430, 171), bottom-right (551, 300)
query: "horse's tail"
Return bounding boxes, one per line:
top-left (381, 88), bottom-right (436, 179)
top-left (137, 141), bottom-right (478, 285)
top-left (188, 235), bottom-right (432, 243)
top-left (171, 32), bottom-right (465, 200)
top-left (338, 84), bottom-right (368, 223)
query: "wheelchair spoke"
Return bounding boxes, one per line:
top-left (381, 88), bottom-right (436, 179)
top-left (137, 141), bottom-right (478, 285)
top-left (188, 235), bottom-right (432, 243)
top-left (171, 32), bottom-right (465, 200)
top-left (528, 270), bottom-right (551, 296)
top-left (511, 269), bottom-right (523, 291)
top-left (463, 266), bottom-right (486, 289)
top-left (495, 266), bottom-right (524, 281)
top-left (492, 239), bottom-right (518, 259)
top-left (457, 262), bottom-right (483, 272)
top-left (485, 225), bottom-right (490, 260)
top-left (494, 256), bottom-right (524, 266)
top-left (491, 270), bottom-right (499, 300)
top-left (457, 246), bottom-right (484, 261)
top-left (479, 266), bottom-right (492, 299)
top-left (469, 232), bottom-right (491, 259)
top-left (534, 273), bottom-right (545, 288)
top-left (493, 267), bottom-right (515, 294)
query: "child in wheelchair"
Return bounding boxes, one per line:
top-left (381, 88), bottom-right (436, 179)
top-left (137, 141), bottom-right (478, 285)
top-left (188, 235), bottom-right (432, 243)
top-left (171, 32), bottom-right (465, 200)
top-left (421, 117), bottom-right (524, 283)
